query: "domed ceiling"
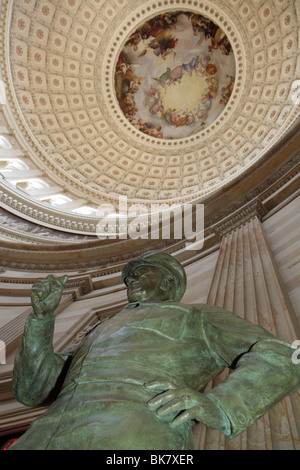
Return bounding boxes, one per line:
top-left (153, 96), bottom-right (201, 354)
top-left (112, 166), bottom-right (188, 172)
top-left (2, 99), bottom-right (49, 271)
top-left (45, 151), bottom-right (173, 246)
top-left (0, 0), bottom-right (299, 235)
top-left (115, 11), bottom-right (235, 140)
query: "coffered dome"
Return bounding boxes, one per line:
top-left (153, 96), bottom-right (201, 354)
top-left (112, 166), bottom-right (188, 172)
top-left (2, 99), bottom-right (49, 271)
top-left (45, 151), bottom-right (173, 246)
top-left (0, 0), bottom-right (299, 235)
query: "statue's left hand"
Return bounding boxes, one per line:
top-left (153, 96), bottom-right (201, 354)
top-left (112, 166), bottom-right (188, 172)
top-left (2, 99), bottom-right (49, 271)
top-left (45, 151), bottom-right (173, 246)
top-left (144, 380), bottom-right (228, 430)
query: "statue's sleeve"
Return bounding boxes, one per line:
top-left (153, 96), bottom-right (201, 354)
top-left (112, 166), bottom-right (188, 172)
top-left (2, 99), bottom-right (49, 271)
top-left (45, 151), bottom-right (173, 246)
top-left (200, 306), bottom-right (300, 438)
top-left (12, 311), bottom-right (73, 408)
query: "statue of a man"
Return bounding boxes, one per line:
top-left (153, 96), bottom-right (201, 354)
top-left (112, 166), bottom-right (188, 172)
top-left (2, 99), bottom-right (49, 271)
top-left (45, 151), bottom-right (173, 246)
top-left (10, 251), bottom-right (300, 450)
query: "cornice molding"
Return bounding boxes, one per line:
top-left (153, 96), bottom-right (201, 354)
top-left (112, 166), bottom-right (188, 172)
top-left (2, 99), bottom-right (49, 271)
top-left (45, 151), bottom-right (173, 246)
top-left (212, 199), bottom-right (268, 238)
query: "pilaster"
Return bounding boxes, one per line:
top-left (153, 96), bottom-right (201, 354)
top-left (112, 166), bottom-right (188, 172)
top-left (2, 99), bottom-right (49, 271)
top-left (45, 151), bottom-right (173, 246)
top-left (193, 209), bottom-right (300, 450)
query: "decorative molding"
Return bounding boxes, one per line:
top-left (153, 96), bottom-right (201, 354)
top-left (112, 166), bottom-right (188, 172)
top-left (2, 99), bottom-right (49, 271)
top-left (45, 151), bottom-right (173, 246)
top-left (212, 198), bottom-right (268, 237)
top-left (0, 149), bottom-right (299, 272)
top-left (65, 275), bottom-right (94, 297)
top-left (206, 149), bottom-right (300, 231)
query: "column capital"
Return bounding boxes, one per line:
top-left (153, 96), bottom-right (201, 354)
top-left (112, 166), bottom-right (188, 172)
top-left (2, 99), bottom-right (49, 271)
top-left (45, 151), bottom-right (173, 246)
top-left (212, 198), bottom-right (268, 238)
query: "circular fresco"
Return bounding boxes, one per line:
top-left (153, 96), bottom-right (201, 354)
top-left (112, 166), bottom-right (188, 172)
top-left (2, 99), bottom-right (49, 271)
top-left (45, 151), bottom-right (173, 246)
top-left (115, 11), bottom-right (236, 140)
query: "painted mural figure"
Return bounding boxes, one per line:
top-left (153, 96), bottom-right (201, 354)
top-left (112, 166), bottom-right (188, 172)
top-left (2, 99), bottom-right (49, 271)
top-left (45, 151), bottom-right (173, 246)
top-left (114, 11), bottom-right (236, 140)
top-left (11, 251), bottom-right (300, 450)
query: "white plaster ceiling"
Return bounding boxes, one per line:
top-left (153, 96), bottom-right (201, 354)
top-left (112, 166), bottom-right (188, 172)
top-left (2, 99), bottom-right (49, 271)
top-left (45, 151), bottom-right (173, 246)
top-left (0, 0), bottom-right (299, 232)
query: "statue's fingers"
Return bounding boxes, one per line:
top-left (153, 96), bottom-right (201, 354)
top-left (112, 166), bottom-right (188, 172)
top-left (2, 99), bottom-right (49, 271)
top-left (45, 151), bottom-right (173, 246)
top-left (32, 279), bottom-right (49, 289)
top-left (47, 275), bottom-right (61, 285)
top-left (148, 388), bottom-right (193, 412)
top-left (31, 279), bottom-right (51, 298)
top-left (46, 275), bottom-right (67, 291)
top-left (156, 398), bottom-right (186, 417)
top-left (31, 284), bottom-right (42, 295)
top-left (148, 389), bottom-right (179, 410)
top-left (144, 380), bottom-right (177, 392)
top-left (171, 406), bottom-right (201, 428)
top-left (30, 289), bottom-right (41, 303)
top-left (156, 392), bottom-right (198, 414)
top-left (30, 289), bottom-right (44, 315)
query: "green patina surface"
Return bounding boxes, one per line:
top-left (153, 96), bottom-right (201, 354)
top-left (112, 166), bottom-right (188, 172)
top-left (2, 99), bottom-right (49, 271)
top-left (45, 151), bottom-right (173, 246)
top-left (10, 252), bottom-right (300, 450)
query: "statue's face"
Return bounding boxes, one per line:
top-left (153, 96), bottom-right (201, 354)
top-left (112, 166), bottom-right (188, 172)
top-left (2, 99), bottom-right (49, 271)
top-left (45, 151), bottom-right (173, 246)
top-left (125, 265), bottom-right (173, 302)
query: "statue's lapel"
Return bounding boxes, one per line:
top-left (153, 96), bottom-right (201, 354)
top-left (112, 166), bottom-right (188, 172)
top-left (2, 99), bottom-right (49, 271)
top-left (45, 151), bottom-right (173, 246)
top-left (125, 302), bottom-right (189, 340)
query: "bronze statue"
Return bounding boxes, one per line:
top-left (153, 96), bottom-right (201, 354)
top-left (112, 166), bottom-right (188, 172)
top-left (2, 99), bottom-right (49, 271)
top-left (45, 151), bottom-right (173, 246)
top-left (10, 251), bottom-right (300, 449)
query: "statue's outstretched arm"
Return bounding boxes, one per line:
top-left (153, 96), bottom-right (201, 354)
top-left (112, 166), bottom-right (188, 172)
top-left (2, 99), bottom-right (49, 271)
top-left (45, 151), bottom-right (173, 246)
top-left (13, 275), bottom-right (70, 407)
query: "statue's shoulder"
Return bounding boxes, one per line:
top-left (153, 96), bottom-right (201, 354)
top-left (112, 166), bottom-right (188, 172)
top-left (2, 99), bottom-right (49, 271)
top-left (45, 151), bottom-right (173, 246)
top-left (189, 303), bottom-right (207, 310)
top-left (168, 302), bottom-right (209, 315)
top-left (189, 303), bottom-right (234, 316)
top-left (159, 301), bottom-right (195, 313)
top-left (162, 302), bottom-right (213, 313)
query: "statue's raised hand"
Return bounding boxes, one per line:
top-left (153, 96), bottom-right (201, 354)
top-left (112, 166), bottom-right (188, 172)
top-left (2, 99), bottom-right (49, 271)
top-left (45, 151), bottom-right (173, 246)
top-left (145, 380), bottom-right (230, 433)
top-left (31, 275), bottom-right (68, 318)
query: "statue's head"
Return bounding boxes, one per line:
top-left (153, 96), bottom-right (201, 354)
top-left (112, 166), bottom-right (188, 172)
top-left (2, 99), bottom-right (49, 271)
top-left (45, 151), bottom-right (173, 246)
top-left (122, 251), bottom-right (187, 303)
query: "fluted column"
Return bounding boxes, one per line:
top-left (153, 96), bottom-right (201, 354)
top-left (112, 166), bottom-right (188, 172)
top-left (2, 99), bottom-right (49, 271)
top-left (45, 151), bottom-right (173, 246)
top-left (193, 213), bottom-right (300, 450)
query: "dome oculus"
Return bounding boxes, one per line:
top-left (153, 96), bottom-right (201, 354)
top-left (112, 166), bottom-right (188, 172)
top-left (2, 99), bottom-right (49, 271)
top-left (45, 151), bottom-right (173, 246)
top-left (115, 11), bottom-right (236, 140)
